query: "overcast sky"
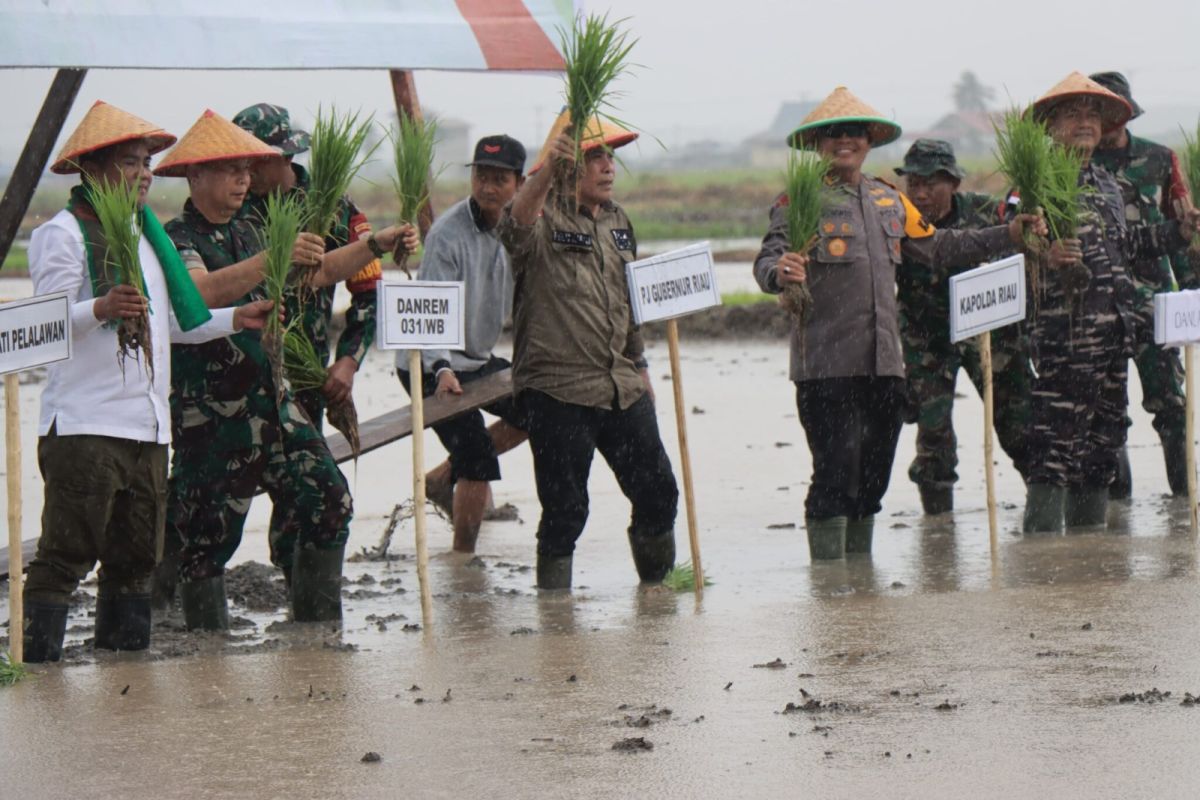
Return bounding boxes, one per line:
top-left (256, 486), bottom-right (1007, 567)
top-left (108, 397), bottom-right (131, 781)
top-left (2, 0), bottom-right (1197, 167)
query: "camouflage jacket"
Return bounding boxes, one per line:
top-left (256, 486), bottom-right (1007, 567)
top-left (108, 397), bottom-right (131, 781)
top-left (242, 163), bottom-right (380, 370)
top-left (1092, 134), bottom-right (1193, 289)
top-left (165, 200), bottom-right (316, 452)
top-left (896, 191), bottom-right (998, 324)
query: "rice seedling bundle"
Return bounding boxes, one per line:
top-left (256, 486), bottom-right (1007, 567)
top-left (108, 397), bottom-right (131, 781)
top-left (284, 323), bottom-right (360, 457)
top-left (305, 107), bottom-right (378, 243)
top-left (87, 176), bottom-right (152, 379)
top-left (390, 110), bottom-right (439, 277)
top-left (661, 562), bottom-right (712, 592)
top-left (1180, 119), bottom-right (1200, 256)
top-left (261, 191), bottom-right (305, 403)
top-left (0, 650), bottom-right (30, 686)
top-left (780, 150), bottom-right (831, 323)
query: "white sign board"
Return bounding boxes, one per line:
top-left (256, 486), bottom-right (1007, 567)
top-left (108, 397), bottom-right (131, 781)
top-left (1154, 289), bottom-right (1200, 346)
top-left (626, 242), bottom-right (721, 325)
top-left (0, 293), bottom-right (71, 375)
top-left (948, 254), bottom-right (1026, 343)
top-left (376, 281), bottom-right (465, 351)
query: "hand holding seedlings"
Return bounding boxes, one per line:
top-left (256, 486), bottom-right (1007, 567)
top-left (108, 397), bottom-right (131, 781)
top-left (291, 232), bottom-right (325, 267)
top-left (1007, 212), bottom-right (1048, 246)
top-left (549, 133), bottom-right (577, 166)
top-left (232, 299), bottom-right (277, 332)
top-left (776, 252), bottom-right (809, 284)
top-left (1048, 238), bottom-right (1084, 267)
top-left (93, 284), bottom-right (148, 321)
top-left (322, 356), bottom-right (357, 405)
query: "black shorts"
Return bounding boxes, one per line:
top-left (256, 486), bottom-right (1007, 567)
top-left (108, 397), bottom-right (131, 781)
top-left (398, 356), bottom-right (525, 483)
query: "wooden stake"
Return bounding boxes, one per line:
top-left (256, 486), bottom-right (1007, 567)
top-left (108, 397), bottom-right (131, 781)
top-left (980, 331), bottom-right (999, 563)
top-left (5, 373), bottom-right (23, 663)
top-left (665, 319), bottom-right (704, 597)
top-left (409, 351), bottom-right (433, 626)
top-left (1186, 344), bottom-right (1197, 536)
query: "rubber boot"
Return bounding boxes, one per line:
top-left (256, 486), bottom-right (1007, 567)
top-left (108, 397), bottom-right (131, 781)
top-left (805, 516), bottom-right (847, 560)
top-left (845, 515), bottom-right (875, 555)
top-left (1022, 484), bottom-right (1065, 534)
top-left (94, 592), bottom-right (152, 651)
top-left (291, 545), bottom-right (345, 623)
top-left (150, 551), bottom-right (180, 612)
top-left (1065, 487), bottom-right (1108, 529)
top-left (536, 553), bottom-right (573, 590)
top-left (628, 530), bottom-right (676, 583)
top-left (21, 601), bottom-right (68, 663)
top-left (918, 485), bottom-right (953, 515)
top-left (1162, 431), bottom-right (1189, 497)
top-left (1110, 447), bottom-right (1132, 500)
top-left (179, 575), bottom-right (230, 632)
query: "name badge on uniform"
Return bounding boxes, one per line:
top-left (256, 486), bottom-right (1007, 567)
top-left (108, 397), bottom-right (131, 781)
top-left (552, 230), bottom-right (593, 251)
top-left (611, 228), bottom-right (636, 252)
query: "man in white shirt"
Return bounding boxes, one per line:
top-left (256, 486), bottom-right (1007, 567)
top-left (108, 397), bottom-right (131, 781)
top-left (21, 101), bottom-right (275, 663)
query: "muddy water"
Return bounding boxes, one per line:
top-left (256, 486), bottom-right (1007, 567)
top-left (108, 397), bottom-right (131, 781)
top-left (4, 336), bottom-right (1200, 798)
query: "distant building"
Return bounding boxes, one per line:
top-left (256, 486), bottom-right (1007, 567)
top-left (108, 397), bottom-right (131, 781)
top-left (904, 110), bottom-right (1002, 158)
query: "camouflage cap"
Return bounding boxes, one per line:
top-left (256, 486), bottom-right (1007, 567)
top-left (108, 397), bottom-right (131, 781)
top-left (894, 139), bottom-right (964, 180)
top-left (1088, 72), bottom-right (1145, 120)
top-left (232, 103), bottom-right (311, 155)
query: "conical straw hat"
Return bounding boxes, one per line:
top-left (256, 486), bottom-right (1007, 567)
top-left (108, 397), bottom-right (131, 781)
top-left (152, 109), bottom-right (279, 177)
top-left (787, 86), bottom-right (902, 150)
top-left (1030, 71), bottom-right (1132, 133)
top-left (50, 100), bottom-right (176, 175)
top-left (529, 109), bottom-right (638, 174)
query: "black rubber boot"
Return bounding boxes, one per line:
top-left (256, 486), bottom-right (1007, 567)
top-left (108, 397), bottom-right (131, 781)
top-left (291, 545), bottom-right (345, 623)
top-left (22, 601), bottom-right (68, 663)
top-left (845, 515), bottom-right (875, 555)
top-left (1065, 487), bottom-right (1108, 529)
top-left (1022, 484), bottom-right (1065, 534)
top-left (805, 516), bottom-right (847, 560)
top-left (918, 485), bottom-right (953, 515)
top-left (1110, 447), bottom-right (1132, 500)
top-left (536, 553), bottom-right (573, 590)
top-left (94, 592), bottom-right (152, 651)
top-left (179, 575), bottom-right (230, 632)
top-left (1162, 431), bottom-right (1189, 497)
top-left (628, 530), bottom-right (676, 583)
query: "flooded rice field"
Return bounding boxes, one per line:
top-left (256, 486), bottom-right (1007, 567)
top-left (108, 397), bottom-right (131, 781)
top-left (3, 331), bottom-right (1200, 798)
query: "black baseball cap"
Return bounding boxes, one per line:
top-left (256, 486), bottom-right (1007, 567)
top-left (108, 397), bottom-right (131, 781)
top-left (466, 134), bottom-right (526, 173)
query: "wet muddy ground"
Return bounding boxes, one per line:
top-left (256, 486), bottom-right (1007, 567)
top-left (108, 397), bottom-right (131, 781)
top-left (4, 324), bottom-right (1200, 796)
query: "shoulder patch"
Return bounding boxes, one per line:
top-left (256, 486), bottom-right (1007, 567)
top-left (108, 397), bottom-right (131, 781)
top-left (773, 192), bottom-right (789, 209)
top-left (611, 228), bottom-right (635, 252)
top-left (899, 192), bottom-right (936, 239)
top-left (873, 176), bottom-right (899, 191)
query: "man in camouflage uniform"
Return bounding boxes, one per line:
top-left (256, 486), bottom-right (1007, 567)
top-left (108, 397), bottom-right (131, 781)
top-left (1089, 72), bottom-right (1195, 497)
top-left (1021, 73), bottom-right (1199, 533)
top-left (149, 110), bottom-right (412, 629)
top-left (895, 139), bottom-right (1032, 514)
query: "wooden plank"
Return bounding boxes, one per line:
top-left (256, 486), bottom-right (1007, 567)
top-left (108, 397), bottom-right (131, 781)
top-left (1, 369), bottom-right (515, 579)
top-left (0, 68), bottom-right (87, 266)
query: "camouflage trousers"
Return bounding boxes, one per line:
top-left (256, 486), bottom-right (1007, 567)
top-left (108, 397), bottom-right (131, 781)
top-left (166, 399), bottom-right (352, 582)
top-left (901, 315), bottom-right (1032, 490)
top-left (1128, 278), bottom-right (1186, 438)
top-left (1027, 317), bottom-right (1128, 488)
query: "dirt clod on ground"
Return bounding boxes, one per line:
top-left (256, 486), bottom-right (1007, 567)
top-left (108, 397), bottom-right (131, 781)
top-left (225, 561), bottom-right (289, 612)
top-left (612, 737), bottom-right (654, 752)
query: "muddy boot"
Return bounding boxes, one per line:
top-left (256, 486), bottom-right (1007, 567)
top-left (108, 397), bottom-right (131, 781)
top-left (291, 545), bottom-right (345, 623)
top-left (1022, 484), bottom-right (1065, 534)
top-left (94, 592), bottom-right (152, 652)
top-left (536, 553), bottom-right (573, 590)
top-left (22, 601), bottom-right (68, 663)
top-left (1065, 487), bottom-right (1108, 529)
top-left (1110, 447), bottom-right (1132, 500)
top-left (179, 575), bottom-right (230, 632)
top-left (150, 552), bottom-right (181, 612)
top-left (805, 516), bottom-right (847, 560)
top-left (628, 530), bottom-right (676, 583)
top-left (845, 515), bottom-right (875, 555)
top-left (918, 485), bottom-right (953, 515)
top-left (1162, 431), bottom-right (1189, 497)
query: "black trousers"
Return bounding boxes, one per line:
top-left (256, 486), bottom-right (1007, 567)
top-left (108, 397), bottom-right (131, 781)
top-left (521, 389), bottom-right (678, 557)
top-left (796, 377), bottom-right (906, 520)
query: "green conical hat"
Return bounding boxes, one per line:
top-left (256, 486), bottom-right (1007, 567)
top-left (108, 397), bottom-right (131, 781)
top-left (787, 86), bottom-right (902, 150)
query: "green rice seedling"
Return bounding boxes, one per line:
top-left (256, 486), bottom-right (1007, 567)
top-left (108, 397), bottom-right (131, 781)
top-left (261, 192), bottom-right (306, 403)
top-left (305, 106), bottom-right (379, 244)
top-left (555, 12), bottom-right (638, 209)
top-left (781, 150), bottom-right (831, 323)
top-left (87, 175), bottom-right (152, 379)
top-left (1040, 141), bottom-right (1092, 295)
top-left (995, 108), bottom-right (1057, 300)
top-left (0, 650), bottom-right (29, 686)
top-left (661, 562), bottom-right (712, 592)
top-left (390, 110), bottom-right (440, 277)
top-left (1180, 119), bottom-right (1200, 253)
top-left (284, 322), bottom-right (360, 457)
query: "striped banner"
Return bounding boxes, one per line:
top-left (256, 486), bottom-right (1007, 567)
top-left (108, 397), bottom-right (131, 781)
top-left (0, 0), bottom-right (575, 71)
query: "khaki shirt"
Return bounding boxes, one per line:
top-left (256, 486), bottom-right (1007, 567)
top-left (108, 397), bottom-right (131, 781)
top-left (754, 175), bottom-right (1012, 382)
top-left (498, 194), bottom-right (645, 410)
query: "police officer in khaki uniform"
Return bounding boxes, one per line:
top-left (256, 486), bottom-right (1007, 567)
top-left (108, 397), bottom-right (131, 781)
top-left (498, 113), bottom-right (678, 590)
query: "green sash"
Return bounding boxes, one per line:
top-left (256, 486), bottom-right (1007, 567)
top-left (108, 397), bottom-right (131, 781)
top-left (67, 184), bottom-right (212, 331)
